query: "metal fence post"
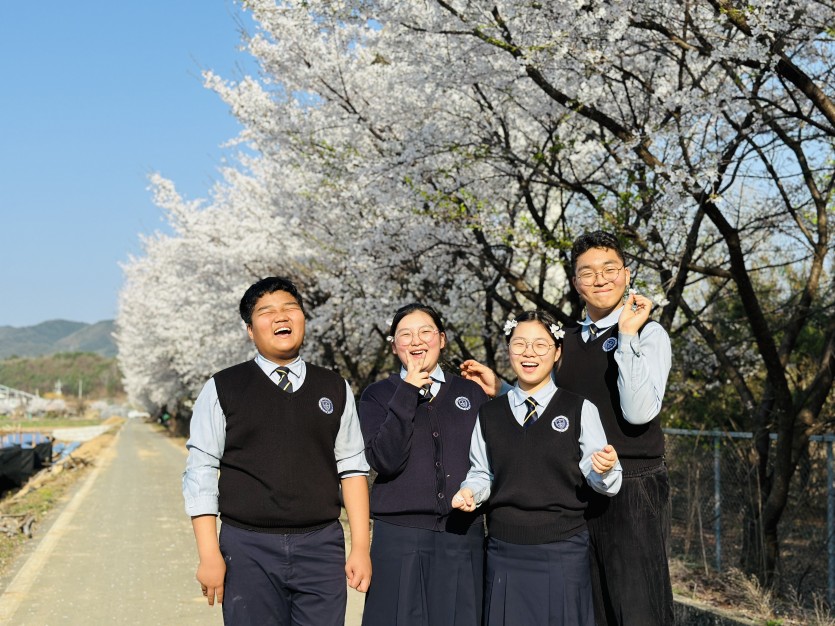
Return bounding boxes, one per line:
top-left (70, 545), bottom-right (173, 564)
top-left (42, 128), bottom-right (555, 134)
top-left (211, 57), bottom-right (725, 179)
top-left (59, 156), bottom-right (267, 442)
top-left (714, 434), bottom-right (722, 572)
top-left (828, 440), bottom-right (834, 607)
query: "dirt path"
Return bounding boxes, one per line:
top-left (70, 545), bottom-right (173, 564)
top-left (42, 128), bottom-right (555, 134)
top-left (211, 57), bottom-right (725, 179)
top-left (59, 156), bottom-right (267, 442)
top-left (0, 419), bottom-right (365, 625)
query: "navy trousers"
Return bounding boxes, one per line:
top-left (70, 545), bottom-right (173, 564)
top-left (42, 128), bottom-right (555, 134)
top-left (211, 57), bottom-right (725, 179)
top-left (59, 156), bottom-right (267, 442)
top-left (219, 521), bottom-right (347, 626)
top-left (587, 462), bottom-right (674, 626)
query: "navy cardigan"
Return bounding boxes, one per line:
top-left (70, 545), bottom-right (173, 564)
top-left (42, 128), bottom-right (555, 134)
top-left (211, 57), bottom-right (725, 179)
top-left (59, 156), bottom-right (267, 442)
top-left (359, 371), bottom-right (488, 531)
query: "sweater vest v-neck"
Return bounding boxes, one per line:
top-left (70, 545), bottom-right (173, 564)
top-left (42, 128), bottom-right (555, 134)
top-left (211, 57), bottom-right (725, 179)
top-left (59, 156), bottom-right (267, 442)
top-left (214, 360), bottom-right (346, 532)
top-left (480, 389), bottom-right (587, 545)
top-left (554, 323), bottom-right (664, 465)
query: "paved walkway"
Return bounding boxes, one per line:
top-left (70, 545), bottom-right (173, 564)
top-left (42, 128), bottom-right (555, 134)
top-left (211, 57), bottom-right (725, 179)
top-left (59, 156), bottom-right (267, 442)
top-left (0, 419), bottom-right (365, 625)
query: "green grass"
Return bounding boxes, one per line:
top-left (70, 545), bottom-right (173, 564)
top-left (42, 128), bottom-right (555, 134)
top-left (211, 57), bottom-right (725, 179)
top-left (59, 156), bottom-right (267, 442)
top-left (0, 416), bottom-right (102, 430)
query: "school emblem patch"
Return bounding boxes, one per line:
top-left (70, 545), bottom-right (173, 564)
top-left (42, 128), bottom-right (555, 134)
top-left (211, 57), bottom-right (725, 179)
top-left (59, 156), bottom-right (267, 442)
top-left (551, 416), bottom-right (569, 432)
top-left (455, 396), bottom-right (472, 411)
top-left (602, 337), bottom-right (618, 352)
top-left (319, 397), bottom-right (334, 414)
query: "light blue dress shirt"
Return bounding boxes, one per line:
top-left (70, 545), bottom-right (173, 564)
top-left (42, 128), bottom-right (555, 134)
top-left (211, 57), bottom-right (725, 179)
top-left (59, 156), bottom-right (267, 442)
top-left (581, 305), bottom-right (671, 425)
top-left (182, 353), bottom-right (369, 517)
top-left (460, 379), bottom-right (622, 506)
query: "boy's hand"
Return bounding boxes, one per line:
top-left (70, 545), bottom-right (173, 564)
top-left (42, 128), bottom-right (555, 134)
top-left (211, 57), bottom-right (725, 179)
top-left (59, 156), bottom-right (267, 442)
top-left (459, 360), bottom-right (501, 397)
top-left (345, 549), bottom-right (372, 593)
top-left (618, 291), bottom-right (653, 336)
top-left (451, 488), bottom-right (477, 512)
top-left (196, 551), bottom-right (226, 606)
top-left (591, 445), bottom-right (618, 474)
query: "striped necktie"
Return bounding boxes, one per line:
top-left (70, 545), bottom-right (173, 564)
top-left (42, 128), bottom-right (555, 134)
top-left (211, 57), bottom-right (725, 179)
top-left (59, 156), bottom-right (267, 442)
top-left (523, 397), bottom-right (538, 428)
top-left (588, 323), bottom-right (600, 340)
top-left (420, 384), bottom-right (434, 402)
top-left (274, 366), bottom-right (293, 392)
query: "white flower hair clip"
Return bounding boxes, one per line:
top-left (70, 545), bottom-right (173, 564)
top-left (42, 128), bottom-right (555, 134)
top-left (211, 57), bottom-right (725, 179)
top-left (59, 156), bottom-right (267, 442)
top-left (386, 335), bottom-right (394, 343)
top-left (503, 319), bottom-right (518, 335)
top-left (550, 323), bottom-right (565, 340)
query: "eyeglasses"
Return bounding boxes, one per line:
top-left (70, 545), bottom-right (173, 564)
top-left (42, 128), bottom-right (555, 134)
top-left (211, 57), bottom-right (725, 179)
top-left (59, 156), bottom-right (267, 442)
top-left (392, 327), bottom-right (439, 346)
top-left (575, 266), bottom-right (624, 286)
top-left (509, 339), bottom-right (555, 356)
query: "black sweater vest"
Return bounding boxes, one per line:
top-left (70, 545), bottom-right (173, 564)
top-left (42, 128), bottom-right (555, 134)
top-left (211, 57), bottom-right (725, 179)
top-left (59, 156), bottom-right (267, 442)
top-left (480, 389), bottom-right (587, 544)
top-left (554, 323), bottom-right (665, 466)
top-left (214, 360), bottom-right (346, 532)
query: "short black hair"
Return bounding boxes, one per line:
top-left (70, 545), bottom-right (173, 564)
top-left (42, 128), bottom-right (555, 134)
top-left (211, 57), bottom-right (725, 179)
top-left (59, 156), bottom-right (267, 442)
top-left (388, 303), bottom-right (446, 337)
top-left (239, 277), bottom-right (304, 325)
top-left (570, 230), bottom-right (626, 273)
top-left (505, 310), bottom-right (564, 346)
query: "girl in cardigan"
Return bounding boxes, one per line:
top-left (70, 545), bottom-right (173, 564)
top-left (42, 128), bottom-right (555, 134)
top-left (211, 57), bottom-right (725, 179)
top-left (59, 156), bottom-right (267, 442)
top-left (452, 310), bottom-right (621, 626)
top-left (359, 303), bottom-right (489, 626)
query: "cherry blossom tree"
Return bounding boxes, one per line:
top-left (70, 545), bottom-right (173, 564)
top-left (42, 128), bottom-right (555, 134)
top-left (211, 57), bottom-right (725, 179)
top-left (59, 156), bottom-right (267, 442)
top-left (118, 0), bottom-right (834, 583)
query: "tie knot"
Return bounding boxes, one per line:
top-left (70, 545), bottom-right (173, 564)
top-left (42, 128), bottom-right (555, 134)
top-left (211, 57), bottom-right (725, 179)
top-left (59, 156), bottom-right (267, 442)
top-left (525, 397), bottom-right (537, 411)
top-left (589, 323), bottom-right (600, 338)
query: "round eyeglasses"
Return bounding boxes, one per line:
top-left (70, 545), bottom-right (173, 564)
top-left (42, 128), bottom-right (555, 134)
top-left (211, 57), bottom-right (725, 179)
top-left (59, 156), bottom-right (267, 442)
top-left (509, 339), bottom-right (555, 356)
top-left (575, 266), bottom-right (624, 286)
top-left (392, 327), bottom-right (439, 346)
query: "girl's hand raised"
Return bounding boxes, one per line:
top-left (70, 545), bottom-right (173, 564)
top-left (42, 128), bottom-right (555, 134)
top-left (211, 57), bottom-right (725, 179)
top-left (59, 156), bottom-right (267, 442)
top-left (404, 351), bottom-right (431, 390)
top-left (451, 488), bottom-right (477, 512)
top-left (591, 445), bottom-right (618, 474)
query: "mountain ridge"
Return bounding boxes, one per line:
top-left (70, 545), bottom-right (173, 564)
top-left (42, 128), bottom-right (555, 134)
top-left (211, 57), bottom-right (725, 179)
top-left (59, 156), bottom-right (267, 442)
top-left (0, 319), bottom-right (117, 359)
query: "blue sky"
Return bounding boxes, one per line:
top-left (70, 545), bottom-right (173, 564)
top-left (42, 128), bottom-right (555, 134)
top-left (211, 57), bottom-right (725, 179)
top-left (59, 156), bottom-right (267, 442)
top-left (0, 2), bottom-right (256, 327)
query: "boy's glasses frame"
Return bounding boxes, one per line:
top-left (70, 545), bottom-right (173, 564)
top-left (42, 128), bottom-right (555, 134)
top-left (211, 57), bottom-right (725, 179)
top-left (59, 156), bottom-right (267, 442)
top-left (509, 339), bottom-right (555, 356)
top-left (575, 265), bottom-right (624, 286)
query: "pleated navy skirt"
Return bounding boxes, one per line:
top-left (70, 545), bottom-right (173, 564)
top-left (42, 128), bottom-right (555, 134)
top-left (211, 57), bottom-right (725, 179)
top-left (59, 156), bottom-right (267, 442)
top-left (362, 519), bottom-right (485, 626)
top-left (484, 530), bottom-right (594, 626)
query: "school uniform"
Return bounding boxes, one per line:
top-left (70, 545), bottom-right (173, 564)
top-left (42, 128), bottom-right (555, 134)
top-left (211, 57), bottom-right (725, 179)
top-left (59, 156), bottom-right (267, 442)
top-left (183, 354), bottom-right (369, 626)
top-left (462, 381), bottom-right (621, 626)
top-left (359, 367), bottom-right (488, 626)
top-left (554, 311), bottom-right (674, 626)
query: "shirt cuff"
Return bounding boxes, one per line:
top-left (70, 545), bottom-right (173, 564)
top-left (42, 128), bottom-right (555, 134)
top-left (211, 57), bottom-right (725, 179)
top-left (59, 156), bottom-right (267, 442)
top-left (185, 495), bottom-right (219, 518)
top-left (339, 470), bottom-right (370, 478)
top-left (618, 332), bottom-right (642, 357)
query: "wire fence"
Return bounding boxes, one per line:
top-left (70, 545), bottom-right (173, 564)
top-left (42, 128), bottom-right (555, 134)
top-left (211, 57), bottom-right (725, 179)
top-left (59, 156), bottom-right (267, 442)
top-left (666, 429), bottom-right (834, 607)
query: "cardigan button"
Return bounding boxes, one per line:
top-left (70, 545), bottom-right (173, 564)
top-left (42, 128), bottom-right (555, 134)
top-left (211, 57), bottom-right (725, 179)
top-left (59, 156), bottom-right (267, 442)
top-left (432, 431), bottom-right (439, 438)
top-left (437, 492), bottom-right (445, 499)
top-left (435, 461), bottom-right (441, 468)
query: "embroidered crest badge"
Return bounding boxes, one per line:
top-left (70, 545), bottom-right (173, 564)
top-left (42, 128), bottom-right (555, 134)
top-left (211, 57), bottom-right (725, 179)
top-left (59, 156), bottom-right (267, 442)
top-left (602, 337), bottom-right (618, 352)
top-left (551, 416), bottom-right (570, 432)
top-left (319, 397), bottom-right (334, 414)
top-left (455, 396), bottom-right (472, 411)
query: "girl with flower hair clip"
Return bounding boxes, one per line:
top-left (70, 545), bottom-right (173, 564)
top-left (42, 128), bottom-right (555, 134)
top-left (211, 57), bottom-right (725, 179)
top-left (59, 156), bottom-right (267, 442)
top-left (452, 310), bottom-right (621, 626)
top-left (358, 302), bottom-right (490, 626)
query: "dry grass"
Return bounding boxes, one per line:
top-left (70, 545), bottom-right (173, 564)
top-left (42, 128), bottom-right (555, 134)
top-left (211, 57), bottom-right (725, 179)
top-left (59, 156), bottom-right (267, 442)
top-left (671, 557), bottom-right (835, 625)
